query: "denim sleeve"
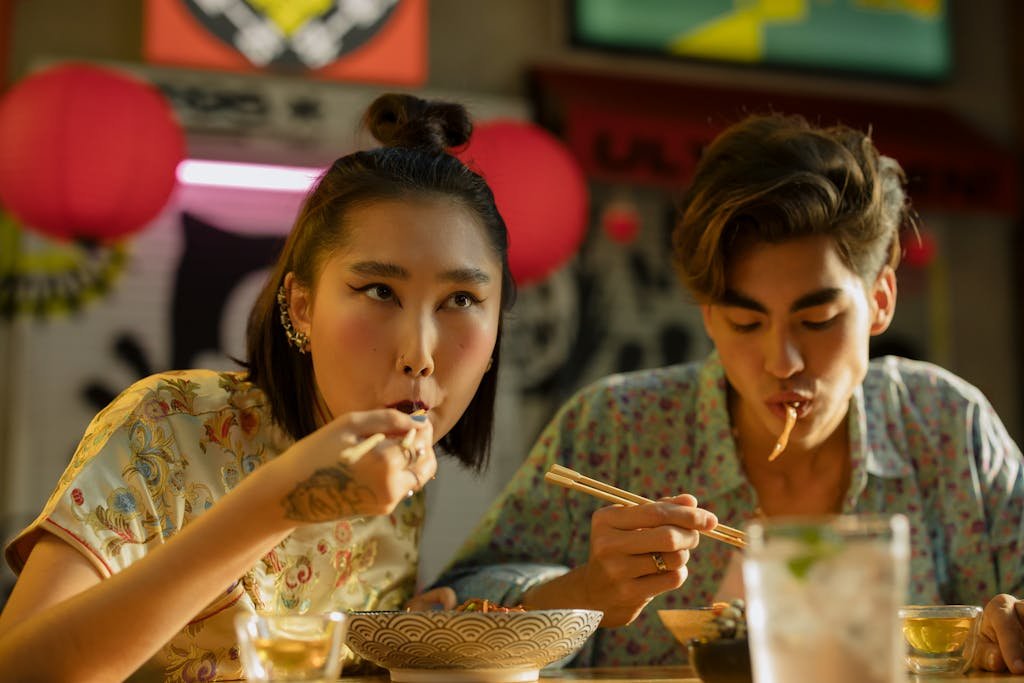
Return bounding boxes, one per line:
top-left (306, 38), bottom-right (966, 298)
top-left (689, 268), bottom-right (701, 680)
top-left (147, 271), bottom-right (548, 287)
top-left (435, 562), bottom-right (570, 607)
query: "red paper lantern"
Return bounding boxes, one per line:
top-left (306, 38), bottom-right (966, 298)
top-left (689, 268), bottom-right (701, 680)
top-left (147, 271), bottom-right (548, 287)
top-left (903, 228), bottom-right (937, 268)
top-left (457, 120), bottom-right (588, 286)
top-left (601, 198), bottom-right (641, 244)
top-left (0, 63), bottom-right (185, 242)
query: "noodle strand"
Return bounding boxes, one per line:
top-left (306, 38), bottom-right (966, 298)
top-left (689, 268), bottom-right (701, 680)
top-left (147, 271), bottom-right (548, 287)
top-left (768, 404), bottom-right (799, 462)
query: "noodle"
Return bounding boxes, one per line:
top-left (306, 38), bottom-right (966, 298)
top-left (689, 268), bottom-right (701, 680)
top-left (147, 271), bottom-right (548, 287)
top-left (455, 598), bottom-right (525, 613)
top-left (768, 404), bottom-right (799, 462)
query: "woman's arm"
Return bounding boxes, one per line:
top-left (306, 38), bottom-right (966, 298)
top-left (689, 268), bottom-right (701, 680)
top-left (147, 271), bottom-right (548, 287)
top-left (0, 460), bottom-right (294, 683)
top-left (0, 408), bottom-right (434, 682)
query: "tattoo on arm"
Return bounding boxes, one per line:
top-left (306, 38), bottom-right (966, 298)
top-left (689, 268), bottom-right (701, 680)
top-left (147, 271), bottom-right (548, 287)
top-left (281, 464), bottom-right (377, 522)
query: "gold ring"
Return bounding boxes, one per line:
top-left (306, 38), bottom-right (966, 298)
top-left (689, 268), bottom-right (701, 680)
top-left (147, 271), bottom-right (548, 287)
top-left (651, 552), bottom-right (668, 573)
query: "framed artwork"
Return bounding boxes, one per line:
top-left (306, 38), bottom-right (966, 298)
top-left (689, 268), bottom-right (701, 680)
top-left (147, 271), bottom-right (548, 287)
top-left (143, 0), bottom-right (427, 85)
top-left (571, 0), bottom-right (951, 82)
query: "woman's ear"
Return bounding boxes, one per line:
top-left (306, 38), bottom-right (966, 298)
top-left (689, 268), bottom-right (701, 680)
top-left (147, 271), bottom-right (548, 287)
top-left (869, 266), bottom-right (898, 336)
top-left (284, 272), bottom-right (313, 337)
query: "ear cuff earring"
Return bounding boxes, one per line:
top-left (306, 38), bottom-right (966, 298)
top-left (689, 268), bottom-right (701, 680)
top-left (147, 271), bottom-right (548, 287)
top-left (277, 285), bottom-right (310, 353)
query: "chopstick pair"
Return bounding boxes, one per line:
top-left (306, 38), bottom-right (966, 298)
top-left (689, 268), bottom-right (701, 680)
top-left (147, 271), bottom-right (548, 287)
top-left (544, 464), bottom-right (746, 549)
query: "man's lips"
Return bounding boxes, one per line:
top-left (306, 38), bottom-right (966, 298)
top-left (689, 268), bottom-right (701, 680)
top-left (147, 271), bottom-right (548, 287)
top-left (768, 398), bottom-right (811, 419)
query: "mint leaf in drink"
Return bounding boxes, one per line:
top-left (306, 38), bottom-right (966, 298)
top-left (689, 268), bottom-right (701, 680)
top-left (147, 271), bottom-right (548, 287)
top-left (786, 555), bottom-right (818, 579)
top-left (786, 527), bottom-right (841, 579)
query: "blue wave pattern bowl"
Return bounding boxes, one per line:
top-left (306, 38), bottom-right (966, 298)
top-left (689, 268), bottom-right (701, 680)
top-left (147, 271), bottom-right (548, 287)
top-left (345, 608), bottom-right (603, 682)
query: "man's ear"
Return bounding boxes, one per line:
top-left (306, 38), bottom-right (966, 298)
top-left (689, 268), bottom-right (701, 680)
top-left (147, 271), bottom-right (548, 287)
top-left (869, 266), bottom-right (897, 336)
top-left (700, 304), bottom-right (715, 341)
top-left (284, 272), bottom-right (313, 337)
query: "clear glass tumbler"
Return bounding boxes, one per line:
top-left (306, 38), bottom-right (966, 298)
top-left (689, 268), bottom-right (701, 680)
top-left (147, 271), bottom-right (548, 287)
top-left (234, 611), bottom-right (348, 681)
top-left (743, 514), bottom-right (910, 683)
top-left (899, 604), bottom-right (983, 675)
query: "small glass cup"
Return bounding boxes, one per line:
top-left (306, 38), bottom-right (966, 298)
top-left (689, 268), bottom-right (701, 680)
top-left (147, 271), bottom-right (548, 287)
top-left (234, 611), bottom-right (348, 682)
top-left (899, 605), bottom-right (983, 675)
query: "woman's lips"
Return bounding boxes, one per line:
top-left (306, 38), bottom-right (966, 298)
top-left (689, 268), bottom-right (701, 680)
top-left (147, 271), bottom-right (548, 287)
top-left (388, 400), bottom-right (428, 414)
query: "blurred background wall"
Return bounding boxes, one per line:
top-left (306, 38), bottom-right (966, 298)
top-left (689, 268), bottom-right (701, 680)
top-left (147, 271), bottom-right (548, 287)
top-left (0, 0), bottom-right (1020, 589)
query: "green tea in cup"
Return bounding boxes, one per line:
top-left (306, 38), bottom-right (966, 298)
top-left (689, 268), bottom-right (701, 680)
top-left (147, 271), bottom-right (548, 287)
top-left (235, 611), bottom-right (347, 681)
top-left (899, 605), bottom-right (982, 675)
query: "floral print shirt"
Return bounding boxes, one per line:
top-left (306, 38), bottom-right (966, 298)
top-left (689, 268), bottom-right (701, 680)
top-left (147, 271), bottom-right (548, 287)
top-left (5, 370), bottom-right (424, 682)
top-left (437, 353), bottom-right (1024, 667)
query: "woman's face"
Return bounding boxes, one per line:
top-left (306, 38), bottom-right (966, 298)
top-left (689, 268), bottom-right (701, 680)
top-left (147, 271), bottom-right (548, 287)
top-left (288, 197), bottom-right (502, 443)
top-left (702, 234), bottom-right (896, 451)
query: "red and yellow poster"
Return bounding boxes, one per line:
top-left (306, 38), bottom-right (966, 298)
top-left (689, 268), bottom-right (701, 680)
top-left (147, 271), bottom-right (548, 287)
top-left (144, 0), bottom-right (426, 85)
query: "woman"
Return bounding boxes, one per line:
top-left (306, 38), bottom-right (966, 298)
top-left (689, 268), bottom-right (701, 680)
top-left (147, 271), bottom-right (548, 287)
top-left (0, 93), bottom-right (515, 682)
top-left (435, 113), bottom-right (1024, 670)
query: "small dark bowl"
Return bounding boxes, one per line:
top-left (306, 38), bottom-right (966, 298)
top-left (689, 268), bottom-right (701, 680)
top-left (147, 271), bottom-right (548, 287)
top-left (687, 638), bottom-right (753, 683)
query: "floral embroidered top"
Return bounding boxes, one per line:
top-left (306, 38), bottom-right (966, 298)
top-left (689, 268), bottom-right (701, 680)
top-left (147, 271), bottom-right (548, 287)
top-left (437, 353), bottom-right (1024, 667)
top-left (5, 370), bottom-right (423, 682)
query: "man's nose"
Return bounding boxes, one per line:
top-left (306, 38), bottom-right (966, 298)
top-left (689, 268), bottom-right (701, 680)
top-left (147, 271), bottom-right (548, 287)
top-left (764, 327), bottom-right (804, 379)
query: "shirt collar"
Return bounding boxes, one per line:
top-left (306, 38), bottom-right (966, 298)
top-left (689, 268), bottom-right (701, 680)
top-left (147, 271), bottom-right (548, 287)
top-left (848, 383), bottom-right (915, 479)
top-left (691, 352), bottom-right (748, 498)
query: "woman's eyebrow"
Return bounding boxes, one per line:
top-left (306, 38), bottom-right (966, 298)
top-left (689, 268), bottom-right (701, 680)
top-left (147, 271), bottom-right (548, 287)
top-left (440, 267), bottom-right (491, 284)
top-left (349, 261), bottom-right (491, 285)
top-left (350, 261), bottom-right (407, 278)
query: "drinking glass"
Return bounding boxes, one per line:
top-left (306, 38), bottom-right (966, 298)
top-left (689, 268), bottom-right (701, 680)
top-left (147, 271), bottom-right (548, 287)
top-left (234, 611), bottom-right (347, 681)
top-left (743, 514), bottom-right (910, 683)
top-left (899, 604), bottom-right (983, 675)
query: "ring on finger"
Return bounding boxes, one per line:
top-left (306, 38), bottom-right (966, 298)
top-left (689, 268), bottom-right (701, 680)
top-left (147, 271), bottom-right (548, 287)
top-left (406, 469), bottom-right (424, 499)
top-left (651, 552), bottom-right (668, 573)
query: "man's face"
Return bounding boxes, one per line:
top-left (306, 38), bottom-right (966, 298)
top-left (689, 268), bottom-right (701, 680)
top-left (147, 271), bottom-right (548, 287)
top-left (702, 234), bottom-right (895, 451)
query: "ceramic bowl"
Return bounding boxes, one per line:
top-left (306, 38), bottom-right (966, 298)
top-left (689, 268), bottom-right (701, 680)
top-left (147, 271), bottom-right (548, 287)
top-left (657, 608), bottom-right (717, 646)
top-left (345, 608), bottom-right (603, 682)
top-left (687, 638), bottom-right (753, 683)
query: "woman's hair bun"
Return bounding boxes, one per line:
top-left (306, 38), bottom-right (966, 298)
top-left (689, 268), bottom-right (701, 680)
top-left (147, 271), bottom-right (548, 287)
top-left (364, 93), bottom-right (472, 152)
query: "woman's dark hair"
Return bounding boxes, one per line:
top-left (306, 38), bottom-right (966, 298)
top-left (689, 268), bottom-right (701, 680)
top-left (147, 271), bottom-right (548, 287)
top-left (246, 93), bottom-right (516, 471)
top-left (673, 113), bottom-right (913, 302)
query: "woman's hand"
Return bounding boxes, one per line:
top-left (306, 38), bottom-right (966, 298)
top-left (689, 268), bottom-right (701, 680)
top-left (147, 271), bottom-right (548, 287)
top-left (406, 586), bottom-right (457, 612)
top-left (268, 409), bottom-right (436, 523)
top-left (522, 494), bottom-right (717, 627)
top-left (973, 594), bottom-right (1024, 673)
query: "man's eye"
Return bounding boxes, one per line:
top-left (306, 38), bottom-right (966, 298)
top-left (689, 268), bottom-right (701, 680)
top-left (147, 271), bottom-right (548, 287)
top-left (803, 316), bottom-right (838, 330)
top-left (729, 320), bottom-right (760, 333)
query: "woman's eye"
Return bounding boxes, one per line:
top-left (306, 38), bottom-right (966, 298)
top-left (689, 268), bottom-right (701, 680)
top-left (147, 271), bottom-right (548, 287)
top-left (447, 292), bottom-right (480, 309)
top-left (354, 284), bottom-right (394, 302)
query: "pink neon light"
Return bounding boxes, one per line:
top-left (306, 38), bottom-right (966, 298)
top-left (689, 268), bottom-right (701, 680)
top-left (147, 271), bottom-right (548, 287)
top-left (176, 160), bottom-right (324, 192)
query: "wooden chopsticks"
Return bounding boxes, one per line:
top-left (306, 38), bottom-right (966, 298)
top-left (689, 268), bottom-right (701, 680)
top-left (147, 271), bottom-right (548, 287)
top-left (544, 464), bottom-right (746, 549)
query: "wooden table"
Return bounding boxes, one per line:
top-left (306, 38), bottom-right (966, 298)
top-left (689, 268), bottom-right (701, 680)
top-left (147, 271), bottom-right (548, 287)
top-left (339, 665), bottom-right (1024, 681)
